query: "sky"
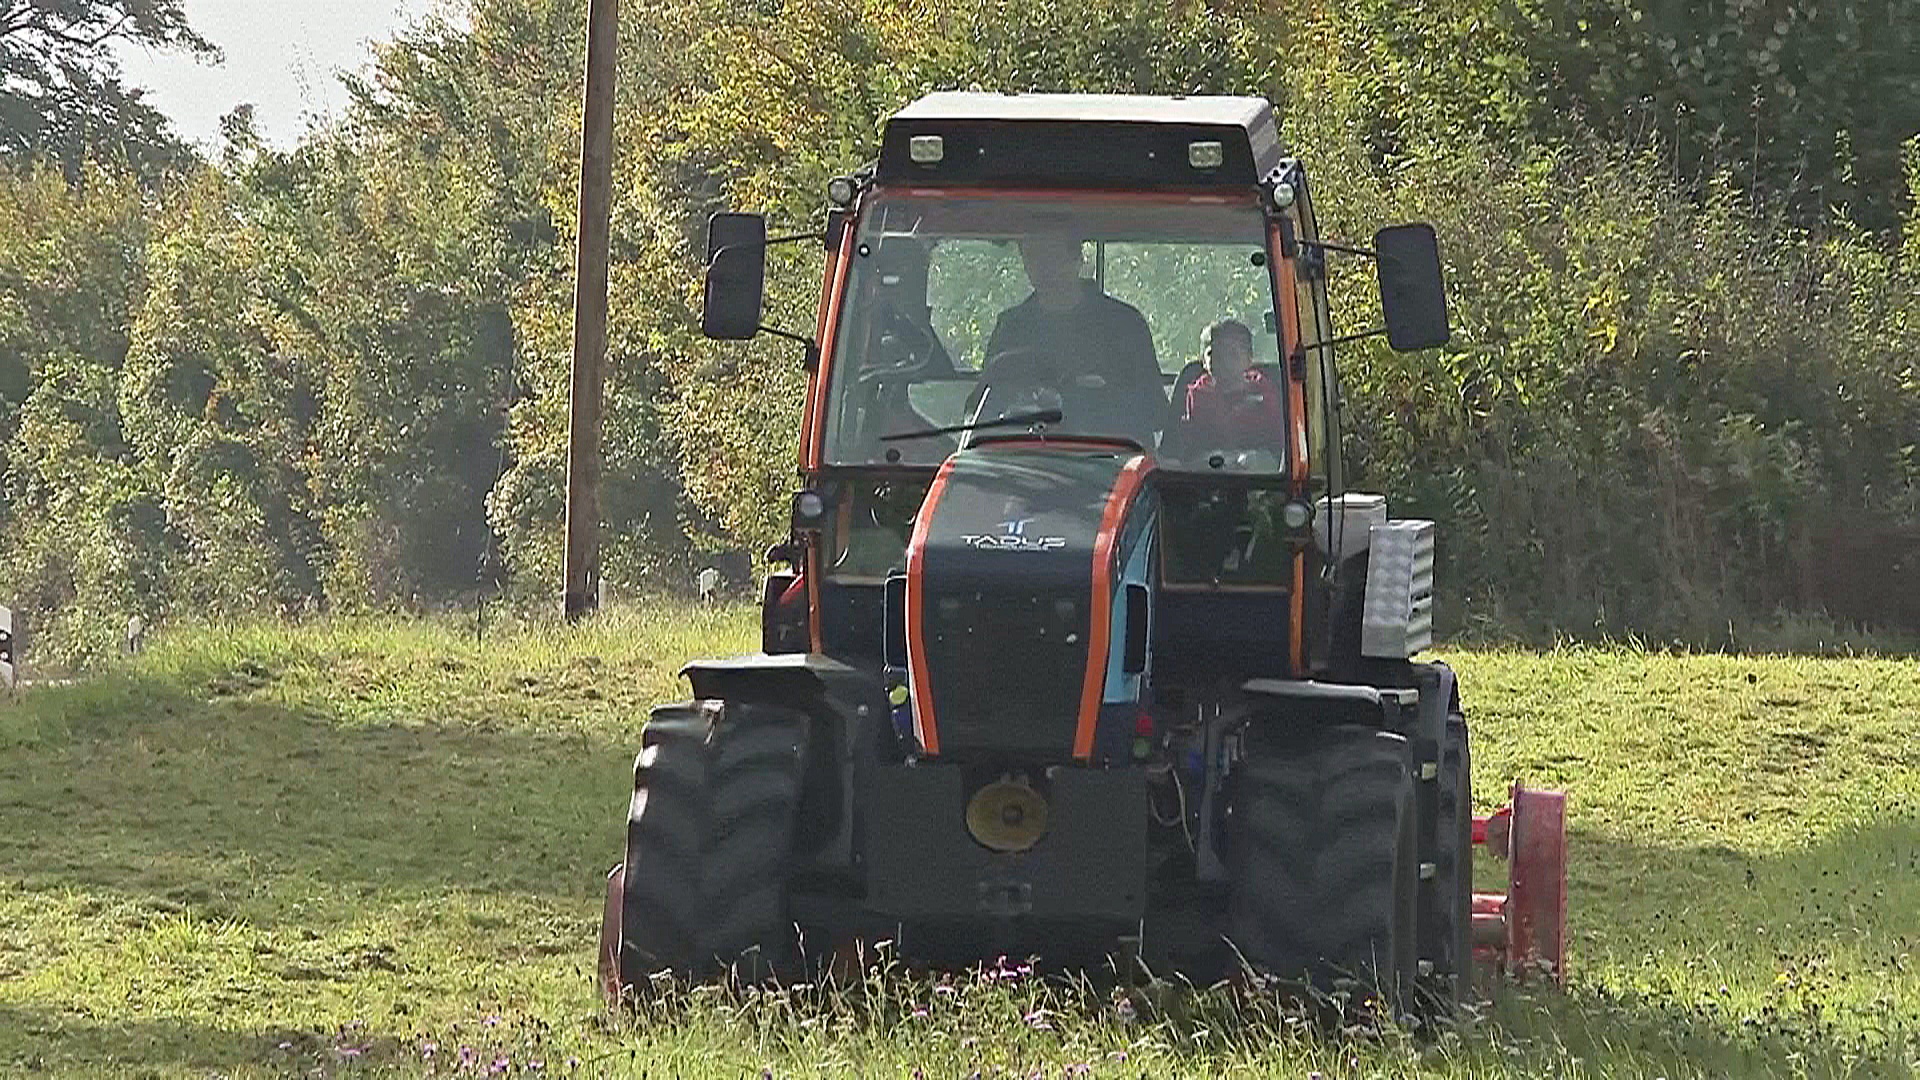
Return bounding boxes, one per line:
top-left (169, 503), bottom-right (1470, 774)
top-left (113, 0), bottom-right (439, 149)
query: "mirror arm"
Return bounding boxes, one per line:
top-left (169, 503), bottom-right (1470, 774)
top-left (1298, 239), bottom-right (1377, 260)
top-left (709, 232), bottom-right (826, 265)
top-left (758, 324), bottom-right (821, 370)
top-left (1301, 328), bottom-right (1387, 350)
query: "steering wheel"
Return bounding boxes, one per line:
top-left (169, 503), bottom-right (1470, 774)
top-left (965, 346), bottom-right (1162, 453)
top-left (961, 347), bottom-right (1067, 435)
top-left (980, 345), bottom-right (1071, 387)
top-left (856, 304), bottom-right (955, 385)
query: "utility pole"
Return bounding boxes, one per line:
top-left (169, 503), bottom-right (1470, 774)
top-left (562, 0), bottom-right (619, 622)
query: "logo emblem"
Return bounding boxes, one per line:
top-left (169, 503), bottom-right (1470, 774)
top-left (961, 516), bottom-right (1067, 552)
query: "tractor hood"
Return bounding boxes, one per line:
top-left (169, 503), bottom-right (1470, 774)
top-left (904, 441), bottom-right (1156, 761)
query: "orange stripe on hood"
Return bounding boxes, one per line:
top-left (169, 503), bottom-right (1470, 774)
top-left (902, 457), bottom-right (959, 755)
top-left (1073, 453), bottom-right (1154, 760)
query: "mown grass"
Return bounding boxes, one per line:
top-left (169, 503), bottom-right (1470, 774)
top-left (1, 604), bottom-right (1916, 1077)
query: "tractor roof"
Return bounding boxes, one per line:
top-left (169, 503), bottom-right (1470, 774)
top-left (876, 92), bottom-right (1282, 192)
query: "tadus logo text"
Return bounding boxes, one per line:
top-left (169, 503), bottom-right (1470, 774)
top-left (959, 517), bottom-right (1067, 551)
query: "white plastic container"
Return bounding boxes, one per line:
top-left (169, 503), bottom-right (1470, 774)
top-left (1314, 492), bottom-right (1388, 562)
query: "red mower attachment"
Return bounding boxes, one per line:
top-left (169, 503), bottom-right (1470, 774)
top-left (1469, 784), bottom-right (1567, 984)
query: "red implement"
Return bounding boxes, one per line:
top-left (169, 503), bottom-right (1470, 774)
top-left (1470, 784), bottom-right (1567, 984)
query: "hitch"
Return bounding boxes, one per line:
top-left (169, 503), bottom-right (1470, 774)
top-left (1470, 784), bottom-right (1566, 984)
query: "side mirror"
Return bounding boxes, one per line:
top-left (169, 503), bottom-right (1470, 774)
top-left (702, 212), bottom-right (767, 340)
top-left (1375, 223), bottom-right (1450, 352)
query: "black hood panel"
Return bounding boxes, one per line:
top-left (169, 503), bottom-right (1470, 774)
top-left (906, 444), bottom-right (1151, 759)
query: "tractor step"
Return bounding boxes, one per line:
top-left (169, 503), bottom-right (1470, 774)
top-left (1469, 784), bottom-right (1566, 984)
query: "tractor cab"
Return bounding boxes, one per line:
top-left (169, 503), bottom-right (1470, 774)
top-left (599, 93), bottom-right (1565, 1011)
top-left (705, 93), bottom-right (1447, 684)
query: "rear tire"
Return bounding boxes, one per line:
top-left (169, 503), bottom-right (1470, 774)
top-left (616, 700), bottom-right (808, 994)
top-left (1227, 724), bottom-right (1419, 1014)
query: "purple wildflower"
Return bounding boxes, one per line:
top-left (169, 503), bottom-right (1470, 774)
top-left (1023, 1007), bottom-right (1052, 1030)
top-left (484, 1015), bottom-right (501, 1028)
top-left (528, 1062), bottom-right (544, 1073)
top-left (278, 1041), bottom-right (293, 1051)
top-left (1107, 1050), bottom-right (1128, 1062)
top-left (459, 1046), bottom-right (478, 1067)
top-left (336, 1045), bottom-right (366, 1059)
top-left (987, 954), bottom-right (1027, 982)
top-left (566, 1058), bottom-right (580, 1070)
top-left (911, 1006), bottom-right (929, 1019)
top-left (421, 1041), bottom-right (439, 1058)
top-left (491, 1055), bottom-right (511, 1074)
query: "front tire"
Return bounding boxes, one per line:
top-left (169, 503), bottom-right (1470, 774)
top-left (615, 700), bottom-right (808, 994)
top-left (1226, 724), bottom-right (1419, 1013)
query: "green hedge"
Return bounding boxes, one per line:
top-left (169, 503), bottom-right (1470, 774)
top-left (2, 0), bottom-right (1916, 663)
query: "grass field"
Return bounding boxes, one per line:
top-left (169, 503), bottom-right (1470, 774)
top-left (1, 604), bottom-right (1916, 1077)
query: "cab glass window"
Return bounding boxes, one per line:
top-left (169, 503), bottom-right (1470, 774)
top-left (821, 195), bottom-right (1285, 475)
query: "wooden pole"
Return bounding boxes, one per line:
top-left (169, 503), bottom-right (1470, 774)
top-left (563, 0), bottom-right (619, 622)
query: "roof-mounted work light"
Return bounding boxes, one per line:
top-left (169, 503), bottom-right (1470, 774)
top-left (908, 135), bottom-right (945, 163)
top-left (1188, 140), bottom-right (1225, 169)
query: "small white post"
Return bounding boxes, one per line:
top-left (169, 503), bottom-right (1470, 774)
top-left (0, 605), bottom-right (16, 690)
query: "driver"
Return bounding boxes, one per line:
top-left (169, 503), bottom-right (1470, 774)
top-left (978, 234), bottom-right (1163, 440)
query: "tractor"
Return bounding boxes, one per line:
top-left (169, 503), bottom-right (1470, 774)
top-left (597, 93), bottom-right (1566, 1013)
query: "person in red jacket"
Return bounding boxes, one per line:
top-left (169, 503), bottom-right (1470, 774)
top-left (1174, 318), bottom-right (1283, 462)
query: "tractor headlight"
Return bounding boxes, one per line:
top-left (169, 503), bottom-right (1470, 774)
top-left (791, 489), bottom-right (829, 532)
top-left (826, 176), bottom-right (857, 207)
top-left (1280, 498), bottom-right (1315, 532)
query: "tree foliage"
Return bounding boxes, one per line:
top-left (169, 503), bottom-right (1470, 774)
top-left (0, 0), bottom-right (216, 179)
top-left (1298, 0), bottom-right (1920, 230)
top-left (2, 0), bottom-right (1917, 662)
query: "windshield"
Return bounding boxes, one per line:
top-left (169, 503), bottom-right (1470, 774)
top-left (821, 194), bottom-right (1285, 473)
